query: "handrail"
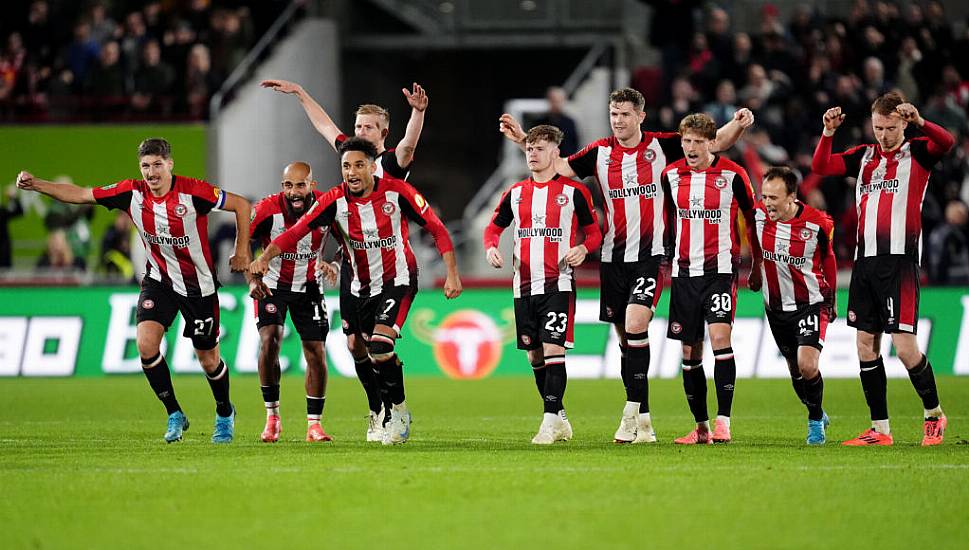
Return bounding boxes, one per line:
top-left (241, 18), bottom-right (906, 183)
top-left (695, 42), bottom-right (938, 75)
top-left (209, 0), bottom-right (304, 121)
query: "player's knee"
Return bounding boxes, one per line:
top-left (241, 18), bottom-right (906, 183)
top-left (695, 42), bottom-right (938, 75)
top-left (798, 357), bottom-right (819, 379)
top-left (302, 341), bottom-right (326, 369)
top-left (709, 333), bottom-right (731, 350)
top-left (368, 334), bottom-right (396, 362)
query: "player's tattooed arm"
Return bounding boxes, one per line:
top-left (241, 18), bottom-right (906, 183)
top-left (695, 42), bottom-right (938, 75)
top-left (222, 192), bottom-right (252, 273)
top-left (712, 108), bottom-right (754, 152)
top-left (16, 171), bottom-right (96, 204)
top-left (261, 79), bottom-right (343, 151)
top-left (396, 83), bottom-right (428, 168)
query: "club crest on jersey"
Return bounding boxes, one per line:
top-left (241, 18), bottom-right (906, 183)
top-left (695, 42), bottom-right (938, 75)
top-left (671, 322), bottom-right (682, 334)
top-left (555, 193), bottom-right (569, 206)
top-left (142, 299), bottom-right (155, 310)
top-left (800, 228), bottom-right (813, 240)
top-left (643, 149), bottom-right (656, 162)
top-left (714, 176), bottom-right (728, 189)
top-left (265, 303), bottom-right (277, 314)
top-left (174, 204), bottom-right (188, 217)
top-left (381, 202), bottom-right (396, 215)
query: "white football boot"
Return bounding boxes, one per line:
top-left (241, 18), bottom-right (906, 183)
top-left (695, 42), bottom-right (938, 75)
top-left (531, 413), bottom-right (560, 445)
top-left (613, 402), bottom-right (640, 443)
top-left (556, 410), bottom-right (573, 441)
top-left (366, 409), bottom-right (385, 442)
top-left (633, 412), bottom-right (657, 443)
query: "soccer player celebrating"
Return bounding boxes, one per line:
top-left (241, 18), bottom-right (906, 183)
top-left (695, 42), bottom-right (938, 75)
top-left (754, 166), bottom-right (837, 445)
top-left (248, 161), bottom-right (335, 443)
top-left (483, 125), bottom-right (602, 445)
top-left (262, 78), bottom-right (428, 433)
top-left (812, 92), bottom-right (954, 446)
top-left (500, 88), bottom-right (752, 443)
top-left (250, 137), bottom-right (462, 445)
top-left (17, 138), bottom-right (251, 443)
top-left (261, 78), bottom-right (427, 180)
top-left (660, 113), bottom-right (762, 445)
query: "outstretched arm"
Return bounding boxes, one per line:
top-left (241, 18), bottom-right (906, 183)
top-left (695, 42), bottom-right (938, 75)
top-left (261, 79), bottom-right (343, 151)
top-left (221, 192), bottom-right (252, 273)
top-left (712, 108), bottom-right (754, 152)
top-left (396, 83), bottom-right (428, 168)
top-left (16, 171), bottom-right (95, 204)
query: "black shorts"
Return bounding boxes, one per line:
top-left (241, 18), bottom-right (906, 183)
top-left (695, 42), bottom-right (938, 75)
top-left (514, 291), bottom-right (575, 350)
top-left (255, 287), bottom-right (329, 341)
top-left (137, 278), bottom-right (220, 350)
top-left (766, 303), bottom-right (830, 360)
top-left (667, 273), bottom-right (737, 342)
top-left (847, 255), bottom-right (920, 334)
top-left (340, 285), bottom-right (417, 337)
top-left (599, 256), bottom-right (665, 323)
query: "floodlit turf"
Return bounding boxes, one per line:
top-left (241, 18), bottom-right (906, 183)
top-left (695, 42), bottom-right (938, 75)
top-left (1, 375), bottom-right (967, 549)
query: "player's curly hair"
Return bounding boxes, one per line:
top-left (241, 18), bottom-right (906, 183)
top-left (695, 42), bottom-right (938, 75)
top-left (525, 125), bottom-right (564, 146)
top-left (609, 88), bottom-right (645, 111)
top-left (355, 104), bottom-right (390, 129)
top-left (138, 138), bottom-right (172, 159)
top-left (678, 113), bottom-right (717, 140)
top-left (338, 136), bottom-right (378, 160)
top-left (871, 91), bottom-right (906, 115)
top-left (764, 166), bottom-right (799, 195)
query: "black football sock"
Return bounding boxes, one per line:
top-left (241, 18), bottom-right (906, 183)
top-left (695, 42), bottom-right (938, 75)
top-left (205, 360), bottom-right (233, 417)
top-left (859, 357), bottom-right (888, 421)
top-left (543, 355), bottom-right (567, 414)
top-left (907, 355), bottom-right (940, 411)
top-left (260, 384), bottom-right (280, 404)
top-left (531, 359), bottom-right (547, 402)
top-left (306, 395), bottom-right (326, 421)
top-left (790, 374), bottom-right (808, 404)
top-left (803, 373), bottom-right (824, 421)
top-left (141, 353), bottom-right (181, 415)
top-left (626, 331), bottom-right (650, 413)
top-left (681, 359), bottom-right (708, 423)
top-left (619, 344), bottom-right (632, 400)
top-left (354, 356), bottom-right (382, 414)
top-left (376, 355), bottom-right (405, 406)
top-left (713, 347), bottom-right (736, 417)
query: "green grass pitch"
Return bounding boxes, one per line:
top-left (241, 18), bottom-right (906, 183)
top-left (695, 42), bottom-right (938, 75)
top-left (1, 375), bottom-right (967, 549)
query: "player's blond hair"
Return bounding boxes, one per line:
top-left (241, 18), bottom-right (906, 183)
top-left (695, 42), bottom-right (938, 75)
top-left (355, 104), bottom-right (390, 128)
top-left (525, 125), bottom-right (564, 146)
top-left (678, 113), bottom-right (717, 140)
top-left (609, 88), bottom-right (645, 111)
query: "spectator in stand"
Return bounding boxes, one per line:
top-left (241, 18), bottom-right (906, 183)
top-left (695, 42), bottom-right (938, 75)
top-left (208, 8), bottom-right (252, 79)
top-left (942, 64), bottom-right (969, 110)
top-left (927, 200), bottom-right (969, 285)
top-left (0, 32), bottom-right (27, 106)
top-left (658, 76), bottom-right (698, 131)
top-left (120, 11), bottom-right (149, 75)
top-left (687, 32), bottom-right (719, 96)
top-left (704, 79), bottom-right (738, 127)
top-left (22, 1), bottom-right (56, 70)
top-left (163, 20), bottom-right (197, 85)
top-left (896, 36), bottom-right (923, 103)
top-left (860, 56), bottom-right (892, 103)
top-left (705, 6), bottom-right (732, 63)
top-left (100, 213), bottom-right (135, 280)
top-left (532, 86), bottom-right (579, 156)
top-left (723, 32), bottom-right (754, 88)
top-left (185, 43), bottom-right (218, 119)
top-left (87, 1), bottom-right (119, 46)
top-left (36, 229), bottom-right (85, 272)
top-left (739, 64), bottom-right (775, 112)
top-left (131, 39), bottom-right (174, 115)
top-left (84, 41), bottom-right (126, 104)
top-left (64, 20), bottom-right (99, 90)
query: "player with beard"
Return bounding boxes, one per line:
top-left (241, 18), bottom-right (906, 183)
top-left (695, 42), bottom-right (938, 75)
top-left (812, 92), bottom-right (954, 446)
top-left (248, 162), bottom-right (336, 443)
top-left (500, 89), bottom-right (752, 443)
top-left (17, 138), bottom-right (251, 444)
top-left (262, 78), bottom-right (428, 437)
top-left (250, 137), bottom-right (462, 445)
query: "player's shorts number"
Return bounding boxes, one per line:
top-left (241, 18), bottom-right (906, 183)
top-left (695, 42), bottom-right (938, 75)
top-left (193, 317), bottom-right (215, 336)
top-left (544, 312), bottom-right (568, 333)
top-left (798, 314), bottom-right (819, 334)
top-left (312, 303), bottom-right (322, 322)
top-left (886, 297), bottom-right (894, 316)
top-left (383, 299), bottom-right (396, 315)
top-left (633, 277), bottom-right (657, 297)
top-left (710, 293), bottom-right (732, 313)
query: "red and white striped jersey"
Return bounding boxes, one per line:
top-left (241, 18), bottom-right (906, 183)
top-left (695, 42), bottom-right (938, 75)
top-left (483, 175), bottom-right (601, 298)
top-left (334, 134), bottom-right (410, 180)
top-left (273, 176), bottom-right (453, 297)
top-left (754, 202), bottom-right (837, 312)
top-left (251, 190), bottom-right (328, 293)
top-left (568, 131), bottom-right (682, 263)
top-left (812, 121), bottom-right (954, 261)
top-left (662, 156), bottom-right (757, 277)
top-left (93, 176), bottom-right (224, 297)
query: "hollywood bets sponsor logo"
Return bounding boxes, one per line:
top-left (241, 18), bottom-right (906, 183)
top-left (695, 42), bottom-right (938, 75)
top-left (410, 309), bottom-right (515, 379)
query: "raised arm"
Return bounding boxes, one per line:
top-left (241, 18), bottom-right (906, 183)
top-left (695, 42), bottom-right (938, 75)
top-left (221, 192), bottom-right (252, 273)
top-left (811, 106), bottom-right (848, 176)
top-left (712, 108), bottom-right (754, 153)
top-left (16, 171), bottom-right (96, 204)
top-left (261, 79), bottom-right (343, 151)
top-left (396, 83), bottom-right (428, 168)
top-left (895, 102), bottom-right (956, 155)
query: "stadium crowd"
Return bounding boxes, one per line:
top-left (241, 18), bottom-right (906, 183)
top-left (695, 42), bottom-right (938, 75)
top-left (640, 0), bottom-right (969, 281)
top-left (0, 0), bottom-right (289, 121)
